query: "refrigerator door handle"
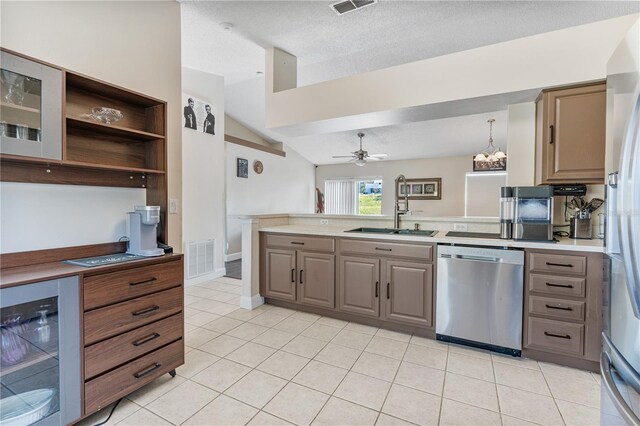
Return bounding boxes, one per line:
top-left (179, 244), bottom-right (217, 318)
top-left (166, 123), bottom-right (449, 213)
top-left (601, 351), bottom-right (640, 426)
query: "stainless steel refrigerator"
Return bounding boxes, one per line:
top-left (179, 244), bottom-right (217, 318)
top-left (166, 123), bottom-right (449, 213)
top-left (601, 20), bottom-right (640, 426)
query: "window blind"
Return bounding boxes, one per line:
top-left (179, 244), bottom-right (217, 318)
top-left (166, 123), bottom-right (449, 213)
top-left (325, 180), bottom-right (358, 215)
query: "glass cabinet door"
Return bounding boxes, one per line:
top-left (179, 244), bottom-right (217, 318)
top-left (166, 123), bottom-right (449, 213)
top-left (1, 297), bottom-right (60, 425)
top-left (0, 278), bottom-right (81, 426)
top-left (0, 51), bottom-right (62, 160)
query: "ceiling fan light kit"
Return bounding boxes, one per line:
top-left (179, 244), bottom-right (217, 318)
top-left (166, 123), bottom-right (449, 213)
top-left (332, 132), bottom-right (388, 166)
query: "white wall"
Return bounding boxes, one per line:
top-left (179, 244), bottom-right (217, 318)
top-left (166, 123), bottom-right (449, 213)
top-left (182, 67), bottom-right (226, 279)
top-left (0, 1), bottom-right (182, 252)
top-left (315, 156), bottom-right (471, 217)
top-left (506, 103), bottom-right (536, 186)
top-left (226, 144), bottom-right (315, 257)
top-left (1, 184), bottom-right (145, 253)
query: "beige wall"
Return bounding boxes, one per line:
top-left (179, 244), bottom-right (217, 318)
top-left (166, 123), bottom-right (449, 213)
top-left (315, 156), bottom-right (471, 217)
top-left (267, 15), bottom-right (638, 134)
top-left (506, 103), bottom-right (536, 186)
top-left (0, 1), bottom-right (183, 249)
top-left (182, 67), bottom-right (226, 279)
top-left (225, 115), bottom-right (271, 147)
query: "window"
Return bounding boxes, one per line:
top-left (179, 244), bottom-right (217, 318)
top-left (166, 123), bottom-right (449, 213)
top-left (464, 172), bottom-right (507, 217)
top-left (325, 178), bottom-right (382, 215)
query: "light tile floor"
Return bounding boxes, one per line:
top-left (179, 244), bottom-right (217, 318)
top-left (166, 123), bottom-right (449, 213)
top-left (80, 276), bottom-right (602, 426)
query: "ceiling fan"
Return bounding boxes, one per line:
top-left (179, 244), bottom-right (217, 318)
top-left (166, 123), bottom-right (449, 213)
top-left (332, 132), bottom-right (388, 166)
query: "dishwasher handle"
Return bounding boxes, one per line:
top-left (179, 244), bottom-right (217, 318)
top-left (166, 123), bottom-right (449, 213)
top-left (440, 254), bottom-right (500, 263)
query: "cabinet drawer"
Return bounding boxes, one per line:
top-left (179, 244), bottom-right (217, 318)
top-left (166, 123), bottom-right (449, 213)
top-left (528, 252), bottom-right (586, 276)
top-left (266, 234), bottom-right (335, 252)
top-left (527, 317), bottom-right (584, 356)
top-left (84, 339), bottom-right (184, 413)
top-left (340, 239), bottom-right (433, 261)
top-left (529, 274), bottom-right (586, 297)
top-left (84, 287), bottom-right (183, 345)
top-left (84, 260), bottom-right (182, 310)
top-left (528, 296), bottom-right (585, 322)
top-left (84, 313), bottom-right (183, 379)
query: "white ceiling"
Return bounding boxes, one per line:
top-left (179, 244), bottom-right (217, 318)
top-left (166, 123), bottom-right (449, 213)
top-left (180, 1), bottom-right (638, 165)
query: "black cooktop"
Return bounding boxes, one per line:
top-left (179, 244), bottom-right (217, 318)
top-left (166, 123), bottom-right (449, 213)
top-left (445, 231), bottom-right (501, 239)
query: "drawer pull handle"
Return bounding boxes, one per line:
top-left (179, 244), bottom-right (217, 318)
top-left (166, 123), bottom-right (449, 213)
top-left (545, 304), bottom-right (573, 311)
top-left (375, 248), bottom-right (392, 252)
top-left (387, 282), bottom-right (390, 300)
top-left (132, 333), bottom-right (161, 347)
top-left (129, 277), bottom-right (157, 286)
top-left (291, 268), bottom-right (295, 283)
top-left (545, 262), bottom-right (573, 268)
top-left (549, 124), bottom-right (554, 144)
top-left (300, 269), bottom-right (304, 284)
top-left (546, 282), bottom-right (574, 289)
top-left (375, 281), bottom-right (379, 298)
top-left (291, 242), bottom-right (305, 245)
top-left (544, 331), bottom-right (571, 339)
top-left (132, 305), bottom-right (160, 316)
top-left (133, 362), bottom-right (162, 379)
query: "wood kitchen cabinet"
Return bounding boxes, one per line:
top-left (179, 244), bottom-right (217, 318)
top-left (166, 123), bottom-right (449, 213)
top-left (264, 248), bottom-right (297, 301)
top-left (338, 255), bottom-right (380, 317)
top-left (384, 260), bottom-right (433, 327)
top-left (0, 48), bottom-right (169, 242)
top-left (535, 82), bottom-right (606, 184)
top-left (262, 235), bottom-right (336, 308)
top-left (523, 249), bottom-right (602, 371)
top-left (261, 232), bottom-right (436, 334)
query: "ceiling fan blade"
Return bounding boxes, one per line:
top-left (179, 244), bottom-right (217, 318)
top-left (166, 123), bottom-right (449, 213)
top-left (367, 157), bottom-right (384, 161)
top-left (332, 155), bottom-right (356, 158)
top-left (369, 153), bottom-right (388, 158)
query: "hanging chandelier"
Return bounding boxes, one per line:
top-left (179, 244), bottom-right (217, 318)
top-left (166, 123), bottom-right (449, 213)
top-left (474, 118), bottom-right (506, 165)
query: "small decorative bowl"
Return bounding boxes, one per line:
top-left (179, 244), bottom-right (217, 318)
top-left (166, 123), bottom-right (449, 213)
top-left (91, 107), bottom-right (123, 125)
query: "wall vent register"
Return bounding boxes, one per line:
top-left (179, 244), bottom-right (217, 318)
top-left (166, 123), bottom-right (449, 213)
top-left (330, 0), bottom-right (376, 15)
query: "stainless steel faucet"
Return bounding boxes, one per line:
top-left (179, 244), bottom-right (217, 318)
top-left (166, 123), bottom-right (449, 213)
top-left (394, 174), bottom-right (409, 228)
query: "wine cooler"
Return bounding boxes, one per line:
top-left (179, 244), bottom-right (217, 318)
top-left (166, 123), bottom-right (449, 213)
top-left (0, 277), bottom-right (81, 425)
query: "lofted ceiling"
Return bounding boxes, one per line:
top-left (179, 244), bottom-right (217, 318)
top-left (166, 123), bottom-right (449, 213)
top-left (180, 1), bottom-right (638, 165)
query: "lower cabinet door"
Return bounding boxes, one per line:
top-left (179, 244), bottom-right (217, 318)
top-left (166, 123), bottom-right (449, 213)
top-left (384, 260), bottom-right (433, 327)
top-left (265, 248), bottom-right (297, 301)
top-left (338, 255), bottom-right (380, 317)
top-left (298, 251), bottom-right (335, 308)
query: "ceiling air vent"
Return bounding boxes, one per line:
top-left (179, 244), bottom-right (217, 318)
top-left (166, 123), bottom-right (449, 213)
top-left (330, 0), bottom-right (376, 15)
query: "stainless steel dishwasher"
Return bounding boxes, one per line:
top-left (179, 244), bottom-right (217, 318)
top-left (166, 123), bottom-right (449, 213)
top-left (436, 244), bottom-right (525, 356)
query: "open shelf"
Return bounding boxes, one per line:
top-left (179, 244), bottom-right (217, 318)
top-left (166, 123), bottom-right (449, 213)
top-left (61, 160), bottom-right (165, 175)
top-left (66, 117), bottom-right (165, 141)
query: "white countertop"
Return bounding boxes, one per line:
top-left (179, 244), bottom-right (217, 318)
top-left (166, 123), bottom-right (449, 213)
top-left (258, 225), bottom-right (604, 253)
top-left (235, 213), bottom-right (499, 223)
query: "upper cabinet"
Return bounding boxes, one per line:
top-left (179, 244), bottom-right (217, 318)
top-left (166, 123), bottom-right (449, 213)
top-left (0, 49), bottom-right (169, 242)
top-left (535, 82), bottom-right (606, 184)
top-left (1, 50), bottom-right (63, 160)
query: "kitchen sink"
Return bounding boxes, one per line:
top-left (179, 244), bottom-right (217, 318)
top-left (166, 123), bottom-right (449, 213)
top-left (345, 227), bottom-right (437, 237)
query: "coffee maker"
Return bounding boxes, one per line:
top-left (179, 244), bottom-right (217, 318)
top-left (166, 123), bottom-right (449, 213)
top-left (127, 206), bottom-right (164, 257)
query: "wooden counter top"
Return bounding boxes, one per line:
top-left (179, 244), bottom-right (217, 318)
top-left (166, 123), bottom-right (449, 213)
top-left (0, 242), bottom-right (183, 288)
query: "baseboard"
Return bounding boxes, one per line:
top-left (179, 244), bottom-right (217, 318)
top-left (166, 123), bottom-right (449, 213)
top-left (225, 252), bottom-right (242, 262)
top-left (240, 294), bottom-right (264, 310)
top-left (185, 267), bottom-right (226, 287)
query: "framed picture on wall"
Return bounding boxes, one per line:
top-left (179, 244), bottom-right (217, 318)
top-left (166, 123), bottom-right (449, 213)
top-left (397, 178), bottom-right (442, 200)
top-left (183, 94), bottom-right (216, 135)
top-left (237, 158), bottom-right (249, 178)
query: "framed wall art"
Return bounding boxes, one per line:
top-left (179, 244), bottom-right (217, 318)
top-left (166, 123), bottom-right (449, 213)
top-left (237, 158), bottom-right (249, 178)
top-left (397, 178), bottom-right (442, 200)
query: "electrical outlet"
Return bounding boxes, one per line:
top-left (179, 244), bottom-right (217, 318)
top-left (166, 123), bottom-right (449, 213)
top-left (169, 199), bottom-right (178, 214)
top-left (453, 223), bottom-right (468, 231)
top-left (320, 219), bottom-right (329, 225)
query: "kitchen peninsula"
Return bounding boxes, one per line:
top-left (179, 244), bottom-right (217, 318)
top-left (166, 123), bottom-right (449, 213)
top-left (238, 213), bottom-right (604, 372)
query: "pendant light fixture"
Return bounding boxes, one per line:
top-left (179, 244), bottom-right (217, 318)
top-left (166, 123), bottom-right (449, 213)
top-left (474, 119), bottom-right (506, 164)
